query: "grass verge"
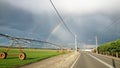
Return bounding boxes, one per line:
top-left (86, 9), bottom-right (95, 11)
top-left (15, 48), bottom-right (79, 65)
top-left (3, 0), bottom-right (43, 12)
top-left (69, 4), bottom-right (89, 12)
top-left (0, 47), bottom-right (62, 68)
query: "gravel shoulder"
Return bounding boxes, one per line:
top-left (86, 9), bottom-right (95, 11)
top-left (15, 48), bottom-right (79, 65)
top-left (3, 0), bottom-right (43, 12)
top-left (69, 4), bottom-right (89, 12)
top-left (19, 52), bottom-right (79, 68)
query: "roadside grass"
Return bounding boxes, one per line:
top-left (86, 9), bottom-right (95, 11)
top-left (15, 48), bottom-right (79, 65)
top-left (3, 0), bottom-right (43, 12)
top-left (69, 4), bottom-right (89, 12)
top-left (0, 47), bottom-right (62, 68)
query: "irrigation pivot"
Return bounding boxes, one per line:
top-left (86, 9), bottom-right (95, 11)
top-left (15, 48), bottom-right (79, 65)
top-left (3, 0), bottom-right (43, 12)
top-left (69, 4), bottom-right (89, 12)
top-left (0, 33), bottom-right (62, 60)
top-left (0, 34), bottom-right (26, 60)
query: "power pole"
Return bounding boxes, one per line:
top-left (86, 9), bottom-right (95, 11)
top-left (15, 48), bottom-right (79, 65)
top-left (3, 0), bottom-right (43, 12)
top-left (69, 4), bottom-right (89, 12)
top-left (75, 34), bottom-right (77, 51)
top-left (95, 36), bottom-right (98, 54)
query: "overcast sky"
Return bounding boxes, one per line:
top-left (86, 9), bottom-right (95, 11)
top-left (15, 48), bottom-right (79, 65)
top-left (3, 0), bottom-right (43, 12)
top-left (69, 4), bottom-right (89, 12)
top-left (0, 0), bottom-right (120, 48)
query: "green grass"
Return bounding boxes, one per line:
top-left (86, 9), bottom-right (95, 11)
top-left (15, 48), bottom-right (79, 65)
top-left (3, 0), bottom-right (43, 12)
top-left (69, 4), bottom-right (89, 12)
top-left (0, 48), bottom-right (62, 68)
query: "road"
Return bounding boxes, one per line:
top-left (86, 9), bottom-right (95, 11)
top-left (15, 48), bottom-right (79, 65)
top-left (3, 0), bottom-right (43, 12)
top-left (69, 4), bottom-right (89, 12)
top-left (72, 52), bottom-right (120, 68)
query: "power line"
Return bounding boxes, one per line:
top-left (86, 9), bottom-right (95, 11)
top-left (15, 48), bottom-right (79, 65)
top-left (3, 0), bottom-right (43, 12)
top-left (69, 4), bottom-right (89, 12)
top-left (99, 22), bottom-right (119, 35)
top-left (49, 0), bottom-right (74, 36)
top-left (99, 13), bottom-right (120, 34)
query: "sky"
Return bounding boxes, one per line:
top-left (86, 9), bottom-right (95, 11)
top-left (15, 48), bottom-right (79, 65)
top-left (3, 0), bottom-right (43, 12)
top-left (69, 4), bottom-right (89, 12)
top-left (0, 0), bottom-right (120, 48)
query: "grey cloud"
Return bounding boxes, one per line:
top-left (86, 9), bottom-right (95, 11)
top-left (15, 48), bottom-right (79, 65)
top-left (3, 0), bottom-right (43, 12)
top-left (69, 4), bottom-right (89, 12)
top-left (0, 1), bottom-right (62, 41)
top-left (0, 2), bottom-right (34, 31)
top-left (0, 0), bottom-right (120, 48)
top-left (63, 12), bottom-right (120, 44)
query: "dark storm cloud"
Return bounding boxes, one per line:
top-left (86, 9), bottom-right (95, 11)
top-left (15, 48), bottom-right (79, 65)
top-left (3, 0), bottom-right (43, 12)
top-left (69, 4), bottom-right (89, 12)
top-left (64, 12), bottom-right (120, 44)
top-left (0, 0), bottom-right (120, 48)
top-left (0, 1), bottom-right (61, 40)
top-left (0, 2), bottom-right (34, 31)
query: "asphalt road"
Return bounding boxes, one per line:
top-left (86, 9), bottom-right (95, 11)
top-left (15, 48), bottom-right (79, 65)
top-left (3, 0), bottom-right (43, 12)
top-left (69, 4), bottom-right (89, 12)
top-left (72, 52), bottom-right (120, 68)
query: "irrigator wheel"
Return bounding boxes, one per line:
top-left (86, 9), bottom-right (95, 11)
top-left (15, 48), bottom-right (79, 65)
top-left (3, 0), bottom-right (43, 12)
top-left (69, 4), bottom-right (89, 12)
top-left (19, 52), bottom-right (26, 60)
top-left (0, 52), bottom-right (7, 59)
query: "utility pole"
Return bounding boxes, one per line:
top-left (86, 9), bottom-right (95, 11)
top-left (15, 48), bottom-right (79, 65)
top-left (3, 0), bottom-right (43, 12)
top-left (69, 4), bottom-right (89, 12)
top-left (75, 34), bottom-right (77, 51)
top-left (95, 36), bottom-right (98, 54)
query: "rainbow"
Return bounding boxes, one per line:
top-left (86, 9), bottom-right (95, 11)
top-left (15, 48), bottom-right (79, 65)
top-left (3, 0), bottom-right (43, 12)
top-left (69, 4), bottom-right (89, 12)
top-left (46, 23), bottom-right (62, 41)
top-left (46, 17), bottom-right (69, 41)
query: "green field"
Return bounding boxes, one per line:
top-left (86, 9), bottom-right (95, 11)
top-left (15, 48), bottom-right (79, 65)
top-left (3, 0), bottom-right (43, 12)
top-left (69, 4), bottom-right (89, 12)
top-left (0, 47), bottom-right (62, 68)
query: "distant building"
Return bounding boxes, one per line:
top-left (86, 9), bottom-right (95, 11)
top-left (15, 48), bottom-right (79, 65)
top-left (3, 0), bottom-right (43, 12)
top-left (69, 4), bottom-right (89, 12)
top-left (81, 48), bottom-right (93, 52)
top-left (81, 44), bottom-right (96, 52)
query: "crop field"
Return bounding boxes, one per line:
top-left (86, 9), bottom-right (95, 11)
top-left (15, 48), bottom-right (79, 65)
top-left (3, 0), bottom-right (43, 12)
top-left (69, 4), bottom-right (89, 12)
top-left (0, 47), bottom-right (62, 68)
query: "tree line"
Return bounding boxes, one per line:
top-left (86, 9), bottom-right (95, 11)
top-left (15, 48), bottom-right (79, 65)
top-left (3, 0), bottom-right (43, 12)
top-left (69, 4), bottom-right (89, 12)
top-left (97, 39), bottom-right (120, 57)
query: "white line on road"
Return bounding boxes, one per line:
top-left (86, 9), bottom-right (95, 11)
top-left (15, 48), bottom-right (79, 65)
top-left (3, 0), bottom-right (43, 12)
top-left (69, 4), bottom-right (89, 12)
top-left (88, 54), bottom-right (114, 68)
top-left (70, 52), bottom-right (81, 68)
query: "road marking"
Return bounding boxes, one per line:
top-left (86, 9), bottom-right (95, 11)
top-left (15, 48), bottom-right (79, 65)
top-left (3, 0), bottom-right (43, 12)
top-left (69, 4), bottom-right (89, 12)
top-left (88, 54), bottom-right (114, 68)
top-left (96, 53), bottom-right (120, 65)
top-left (70, 52), bottom-right (81, 68)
